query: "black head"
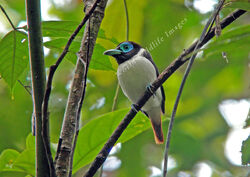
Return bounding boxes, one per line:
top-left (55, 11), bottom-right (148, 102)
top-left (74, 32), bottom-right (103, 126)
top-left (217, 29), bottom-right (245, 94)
top-left (103, 41), bottom-right (142, 64)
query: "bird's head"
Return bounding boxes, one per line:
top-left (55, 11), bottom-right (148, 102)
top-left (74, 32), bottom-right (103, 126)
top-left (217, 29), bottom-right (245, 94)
top-left (104, 41), bottom-right (142, 64)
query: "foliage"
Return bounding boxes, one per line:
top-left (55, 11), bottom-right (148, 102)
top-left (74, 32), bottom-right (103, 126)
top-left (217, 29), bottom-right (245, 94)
top-left (241, 136), bottom-right (250, 165)
top-left (0, 0), bottom-right (249, 176)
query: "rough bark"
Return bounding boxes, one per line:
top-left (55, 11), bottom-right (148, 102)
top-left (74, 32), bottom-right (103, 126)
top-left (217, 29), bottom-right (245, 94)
top-left (55, 0), bottom-right (108, 176)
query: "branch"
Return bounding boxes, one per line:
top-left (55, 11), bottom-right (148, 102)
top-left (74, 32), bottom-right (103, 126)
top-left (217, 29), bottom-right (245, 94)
top-left (83, 9), bottom-right (246, 177)
top-left (69, 18), bottom-right (91, 177)
top-left (54, 0), bottom-right (108, 176)
top-left (25, 0), bottom-right (49, 176)
top-left (0, 5), bottom-right (16, 30)
top-left (17, 80), bottom-right (31, 95)
top-left (41, 0), bottom-right (101, 176)
top-left (163, 1), bottom-right (225, 176)
top-left (123, 0), bottom-right (129, 41)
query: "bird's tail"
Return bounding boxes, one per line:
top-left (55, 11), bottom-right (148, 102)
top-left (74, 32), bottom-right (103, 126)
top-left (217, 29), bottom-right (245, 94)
top-left (148, 108), bottom-right (164, 144)
top-left (150, 119), bottom-right (164, 144)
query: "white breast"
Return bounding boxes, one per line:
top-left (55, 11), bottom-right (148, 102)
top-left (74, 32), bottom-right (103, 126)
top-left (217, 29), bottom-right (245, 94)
top-left (117, 50), bottom-right (162, 112)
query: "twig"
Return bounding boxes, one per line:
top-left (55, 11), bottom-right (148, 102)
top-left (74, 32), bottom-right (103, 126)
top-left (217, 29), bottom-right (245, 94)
top-left (123, 0), bottom-right (129, 41)
top-left (162, 1), bottom-right (225, 176)
top-left (112, 83), bottom-right (120, 111)
top-left (55, 0), bottom-right (108, 176)
top-left (41, 0), bottom-right (101, 176)
top-left (83, 9), bottom-right (246, 177)
top-left (18, 80), bottom-right (31, 95)
top-left (0, 5), bottom-right (16, 30)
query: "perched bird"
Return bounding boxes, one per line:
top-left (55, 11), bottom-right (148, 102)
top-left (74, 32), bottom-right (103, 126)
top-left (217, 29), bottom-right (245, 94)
top-left (104, 41), bottom-right (165, 144)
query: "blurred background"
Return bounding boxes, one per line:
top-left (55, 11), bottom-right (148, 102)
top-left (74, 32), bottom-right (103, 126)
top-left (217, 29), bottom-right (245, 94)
top-left (0, 0), bottom-right (249, 176)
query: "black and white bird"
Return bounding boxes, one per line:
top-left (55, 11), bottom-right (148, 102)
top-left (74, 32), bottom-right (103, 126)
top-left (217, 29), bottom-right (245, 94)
top-left (104, 41), bottom-right (165, 144)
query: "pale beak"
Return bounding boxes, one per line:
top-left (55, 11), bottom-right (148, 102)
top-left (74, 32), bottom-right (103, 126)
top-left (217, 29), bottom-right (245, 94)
top-left (103, 49), bottom-right (122, 56)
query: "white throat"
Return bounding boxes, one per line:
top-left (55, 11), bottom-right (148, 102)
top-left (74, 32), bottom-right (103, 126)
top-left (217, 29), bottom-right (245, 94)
top-left (118, 48), bottom-right (145, 73)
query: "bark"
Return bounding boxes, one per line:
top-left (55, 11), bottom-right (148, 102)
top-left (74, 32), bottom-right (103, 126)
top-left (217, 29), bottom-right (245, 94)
top-left (55, 0), bottom-right (108, 176)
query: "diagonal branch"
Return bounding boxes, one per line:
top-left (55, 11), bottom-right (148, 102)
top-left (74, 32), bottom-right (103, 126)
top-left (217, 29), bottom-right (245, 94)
top-left (0, 5), bottom-right (16, 30)
top-left (83, 9), bottom-right (246, 177)
top-left (163, 1), bottom-right (225, 176)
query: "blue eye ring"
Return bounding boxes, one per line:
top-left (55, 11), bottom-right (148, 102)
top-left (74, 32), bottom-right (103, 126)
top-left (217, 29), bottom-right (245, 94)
top-left (120, 42), bottom-right (133, 53)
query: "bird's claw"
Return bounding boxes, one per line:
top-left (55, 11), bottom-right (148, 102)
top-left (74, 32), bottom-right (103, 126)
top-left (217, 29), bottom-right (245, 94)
top-left (146, 84), bottom-right (155, 96)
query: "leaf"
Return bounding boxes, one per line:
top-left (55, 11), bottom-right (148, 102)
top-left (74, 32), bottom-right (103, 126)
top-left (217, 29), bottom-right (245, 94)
top-left (241, 136), bottom-right (250, 165)
top-left (90, 44), bottom-right (115, 71)
top-left (224, 0), bottom-right (250, 11)
top-left (13, 149), bottom-right (35, 176)
top-left (203, 25), bottom-right (250, 57)
top-left (0, 30), bottom-right (29, 91)
top-left (0, 149), bottom-right (20, 171)
top-left (244, 110), bottom-right (250, 128)
top-left (40, 21), bottom-right (118, 43)
top-left (44, 39), bottom-right (114, 71)
top-left (72, 108), bottom-right (154, 174)
top-left (0, 136), bottom-right (35, 176)
top-left (25, 134), bottom-right (35, 149)
top-left (0, 148), bottom-right (33, 176)
top-left (42, 21), bottom-right (82, 39)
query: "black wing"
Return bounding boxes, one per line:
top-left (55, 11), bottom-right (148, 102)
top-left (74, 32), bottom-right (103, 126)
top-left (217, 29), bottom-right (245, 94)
top-left (142, 50), bottom-right (165, 114)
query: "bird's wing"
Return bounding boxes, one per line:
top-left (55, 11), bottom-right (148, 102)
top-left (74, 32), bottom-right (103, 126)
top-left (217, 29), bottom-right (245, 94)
top-left (142, 50), bottom-right (165, 114)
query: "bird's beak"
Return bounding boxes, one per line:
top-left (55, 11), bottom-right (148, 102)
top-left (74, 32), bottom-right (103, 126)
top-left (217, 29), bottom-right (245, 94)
top-left (103, 49), bottom-right (122, 56)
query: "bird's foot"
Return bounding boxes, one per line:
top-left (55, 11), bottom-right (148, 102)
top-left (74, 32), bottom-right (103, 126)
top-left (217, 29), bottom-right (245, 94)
top-left (146, 84), bottom-right (156, 96)
top-left (131, 103), bottom-right (140, 113)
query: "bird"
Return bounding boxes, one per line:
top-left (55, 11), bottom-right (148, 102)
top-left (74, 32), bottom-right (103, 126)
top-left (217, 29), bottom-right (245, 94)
top-left (104, 41), bottom-right (165, 144)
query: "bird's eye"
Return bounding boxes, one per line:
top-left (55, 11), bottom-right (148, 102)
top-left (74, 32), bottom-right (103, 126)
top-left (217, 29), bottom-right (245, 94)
top-left (120, 42), bottom-right (133, 53)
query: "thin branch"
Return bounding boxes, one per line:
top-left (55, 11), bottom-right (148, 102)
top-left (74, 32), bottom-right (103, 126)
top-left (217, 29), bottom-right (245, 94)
top-left (55, 0), bottom-right (108, 176)
top-left (0, 5), bottom-right (16, 30)
top-left (112, 83), bottom-right (120, 111)
top-left (83, 9), bottom-right (246, 177)
top-left (41, 0), bottom-right (101, 176)
top-left (162, 1), bottom-right (225, 176)
top-left (123, 0), bottom-right (129, 41)
top-left (18, 80), bottom-right (31, 95)
top-left (25, 0), bottom-right (49, 176)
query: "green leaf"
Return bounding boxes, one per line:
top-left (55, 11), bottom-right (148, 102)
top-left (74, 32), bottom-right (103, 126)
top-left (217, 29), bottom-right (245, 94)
top-left (225, 0), bottom-right (250, 11)
top-left (25, 134), bottom-right (35, 149)
top-left (0, 135), bottom-right (35, 176)
top-left (35, 20), bottom-right (119, 46)
top-left (0, 149), bottom-right (33, 176)
top-left (0, 149), bottom-right (20, 171)
top-left (90, 44), bottom-right (115, 71)
top-left (42, 21), bottom-right (82, 39)
top-left (0, 30), bottom-right (29, 91)
top-left (44, 39), bottom-right (114, 71)
top-left (13, 149), bottom-right (35, 176)
top-left (72, 108), bottom-right (154, 174)
top-left (203, 25), bottom-right (250, 57)
top-left (241, 136), bottom-right (250, 165)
